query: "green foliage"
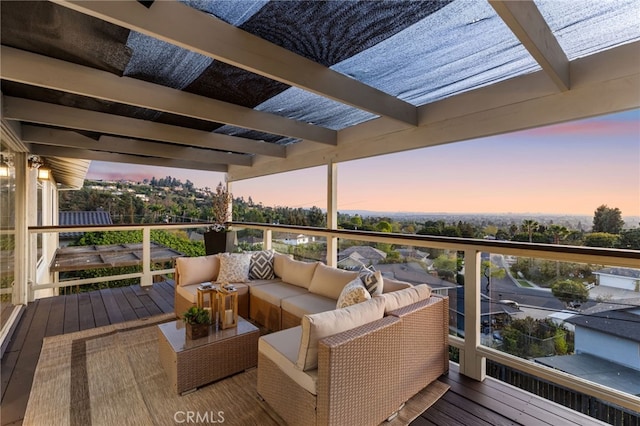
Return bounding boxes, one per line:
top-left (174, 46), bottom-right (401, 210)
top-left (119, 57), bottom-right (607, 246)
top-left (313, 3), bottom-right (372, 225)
top-left (592, 205), bottom-right (624, 234)
top-left (551, 279), bottom-right (589, 307)
top-left (182, 306), bottom-right (210, 325)
top-left (618, 228), bottom-right (640, 250)
top-left (433, 254), bottom-right (457, 280)
top-left (500, 317), bottom-right (572, 358)
top-left (584, 232), bottom-right (619, 248)
top-left (375, 221), bottom-right (392, 233)
top-left (510, 258), bottom-right (595, 287)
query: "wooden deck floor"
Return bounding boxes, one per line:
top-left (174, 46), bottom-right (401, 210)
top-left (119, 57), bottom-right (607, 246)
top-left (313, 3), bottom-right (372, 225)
top-left (1, 281), bottom-right (609, 426)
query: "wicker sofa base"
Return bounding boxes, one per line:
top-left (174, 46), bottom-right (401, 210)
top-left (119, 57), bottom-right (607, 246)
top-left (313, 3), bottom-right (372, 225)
top-left (249, 294), bottom-right (281, 332)
top-left (257, 352), bottom-right (317, 426)
top-left (280, 309), bottom-right (302, 330)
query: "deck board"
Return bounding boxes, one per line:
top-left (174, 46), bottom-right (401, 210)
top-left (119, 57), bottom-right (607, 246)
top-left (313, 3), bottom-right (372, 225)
top-left (0, 282), bottom-right (175, 425)
top-left (99, 288), bottom-right (125, 324)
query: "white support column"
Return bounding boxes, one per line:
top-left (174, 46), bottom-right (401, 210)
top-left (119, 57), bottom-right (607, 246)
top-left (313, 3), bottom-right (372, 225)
top-left (263, 229), bottom-right (272, 250)
top-left (141, 226), bottom-right (152, 287)
top-left (326, 161), bottom-right (338, 267)
top-left (461, 249), bottom-right (486, 381)
top-left (14, 152), bottom-right (29, 304)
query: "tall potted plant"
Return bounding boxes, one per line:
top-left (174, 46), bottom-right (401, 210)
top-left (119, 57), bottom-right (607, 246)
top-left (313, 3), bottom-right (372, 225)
top-left (204, 182), bottom-right (232, 255)
top-left (182, 306), bottom-right (210, 339)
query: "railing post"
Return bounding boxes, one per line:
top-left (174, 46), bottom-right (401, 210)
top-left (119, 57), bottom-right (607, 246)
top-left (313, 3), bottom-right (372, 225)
top-left (264, 229), bottom-right (272, 250)
top-left (141, 226), bottom-right (152, 287)
top-left (461, 249), bottom-right (486, 381)
top-left (326, 161), bottom-right (338, 267)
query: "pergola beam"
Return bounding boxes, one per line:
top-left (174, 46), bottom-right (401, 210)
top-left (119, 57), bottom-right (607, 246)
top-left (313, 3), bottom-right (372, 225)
top-left (27, 144), bottom-right (228, 173)
top-left (54, 0), bottom-right (418, 126)
top-left (3, 97), bottom-right (286, 158)
top-left (22, 125), bottom-right (251, 166)
top-left (0, 46), bottom-right (337, 145)
top-left (489, 0), bottom-right (570, 91)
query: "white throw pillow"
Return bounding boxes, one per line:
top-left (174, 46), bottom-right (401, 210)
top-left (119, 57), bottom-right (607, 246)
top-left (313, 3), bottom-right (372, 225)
top-left (336, 277), bottom-right (371, 309)
top-left (217, 253), bottom-right (252, 283)
top-left (380, 284), bottom-right (432, 313)
top-left (308, 263), bottom-right (358, 300)
top-left (175, 255), bottom-right (220, 286)
top-left (296, 297), bottom-right (385, 371)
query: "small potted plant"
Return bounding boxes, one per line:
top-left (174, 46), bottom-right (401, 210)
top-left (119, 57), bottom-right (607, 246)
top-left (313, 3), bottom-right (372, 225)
top-left (182, 306), bottom-right (210, 339)
top-left (204, 182), bottom-right (232, 255)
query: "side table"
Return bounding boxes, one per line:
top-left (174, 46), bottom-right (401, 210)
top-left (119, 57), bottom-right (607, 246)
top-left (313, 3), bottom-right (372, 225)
top-left (157, 317), bottom-right (259, 395)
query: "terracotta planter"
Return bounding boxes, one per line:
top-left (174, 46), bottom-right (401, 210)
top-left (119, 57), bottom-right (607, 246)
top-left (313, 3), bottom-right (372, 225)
top-left (204, 230), bottom-right (227, 255)
top-left (186, 322), bottom-right (209, 340)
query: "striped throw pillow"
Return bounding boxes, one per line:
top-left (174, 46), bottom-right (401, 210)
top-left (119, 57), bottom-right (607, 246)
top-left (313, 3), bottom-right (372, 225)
top-left (359, 266), bottom-right (383, 296)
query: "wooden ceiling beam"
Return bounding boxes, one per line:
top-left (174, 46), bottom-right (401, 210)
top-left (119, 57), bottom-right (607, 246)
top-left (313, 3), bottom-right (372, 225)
top-left (489, 0), bottom-right (570, 91)
top-left (3, 97), bottom-right (286, 158)
top-left (0, 46), bottom-right (336, 145)
top-left (54, 0), bottom-right (418, 126)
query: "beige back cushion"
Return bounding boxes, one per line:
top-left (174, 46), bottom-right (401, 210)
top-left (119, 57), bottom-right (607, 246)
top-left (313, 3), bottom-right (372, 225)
top-left (175, 255), bottom-right (220, 286)
top-left (382, 277), bottom-right (412, 293)
top-left (273, 252), bottom-right (293, 278)
top-left (308, 264), bottom-right (358, 300)
top-left (297, 297), bottom-right (385, 371)
top-left (280, 257), bottom-right (319, 289)
top-left (379, 284), bottom-right (432, 312)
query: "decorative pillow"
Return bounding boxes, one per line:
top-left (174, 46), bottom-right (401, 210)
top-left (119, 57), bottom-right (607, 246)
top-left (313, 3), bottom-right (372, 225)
top-left (297, 297), bottom-right (385, 371)
top-left (359, 266), bottom-right (383, 296)
top-left (336, 277), bottom-right (371, 309)
top-left (380, 284), bottom-right (432, 313)
top-left (307, 263), bottom-right (358, 299)
top-left (248, 249), bottom-right (275, 280)
top-left (175, 255), bottom-right (219, 286)
top-left (216, 253), bottom-right (252, 283)
top-left (280, 257), bottom-right (319, 289)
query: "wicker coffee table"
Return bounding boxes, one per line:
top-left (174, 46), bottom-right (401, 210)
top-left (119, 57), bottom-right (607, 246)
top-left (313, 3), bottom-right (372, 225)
top-left (157, 317), bottom-right (259, 395)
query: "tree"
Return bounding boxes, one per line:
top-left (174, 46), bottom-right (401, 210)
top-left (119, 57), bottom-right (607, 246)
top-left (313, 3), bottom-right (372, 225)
top-left (551, 279), bottom-right (588, 308)
top-left (375, 221), bottom-right (392, 233)
top-left (592, 205), bottom-right (624, 234)
top-left (521, 219), bottom-right (539, 243)
top-left (482, 259), bottom-right (506, 291)
top-left (350, 215), bottom-right (363, 229)
top-left (584, 232), bottom-right (619, 248)
top-left (618, 228), bottom-right (640, 250)
top-left (547, 224), bottom-right (570, 245)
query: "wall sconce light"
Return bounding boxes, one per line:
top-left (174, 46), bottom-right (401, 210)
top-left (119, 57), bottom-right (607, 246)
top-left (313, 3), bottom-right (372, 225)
top-left (0, 153), bottom-right (14, 177)
top-left (38, 168), bottom-right (51, 180)
top-left (28, 155), bottom-right (45, 170)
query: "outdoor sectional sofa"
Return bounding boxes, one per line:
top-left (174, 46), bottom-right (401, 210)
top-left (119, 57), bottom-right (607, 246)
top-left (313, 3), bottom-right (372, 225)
top-left (173, 250), bottom-right (449, 424)
top-left (174, 251), bottom-right (414, 330)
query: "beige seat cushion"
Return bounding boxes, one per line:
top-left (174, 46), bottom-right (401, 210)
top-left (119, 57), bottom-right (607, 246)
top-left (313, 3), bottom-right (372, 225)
top-left (175, 255), bottom-right (220, 286)
top-left (259, 326), bottom-right (318, 395)
top-left (307, 263), bottom-right (358, 300)
top-left (279, 256), bottom-right (319, 289)
top-left (245, 278), bottom-right (281, 288)
top-left (378, 284), bottom-right (432, 312)
top-left (281, 293), bottom-right (337, 319)
top-left (250, 282), bottom-right (308, 306)
top-left (273, 252), bottom-right (293, 278)
top-left (297, 297), bottom-right (385, 371)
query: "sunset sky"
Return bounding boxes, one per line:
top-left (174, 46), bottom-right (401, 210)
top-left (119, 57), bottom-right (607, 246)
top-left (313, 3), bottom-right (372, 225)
top-left (87, 109), bottom-right (640, 217)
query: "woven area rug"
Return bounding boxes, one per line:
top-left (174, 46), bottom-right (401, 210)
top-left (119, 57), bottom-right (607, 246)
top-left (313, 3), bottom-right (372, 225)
top-left (25, 315), bottom-right (449, 425)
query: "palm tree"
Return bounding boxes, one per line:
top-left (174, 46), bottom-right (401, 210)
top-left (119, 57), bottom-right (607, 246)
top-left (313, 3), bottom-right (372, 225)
top-left (548, 225), bottom-right (570, 245)
top-left (521, 219), bottom-right (539, 243)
